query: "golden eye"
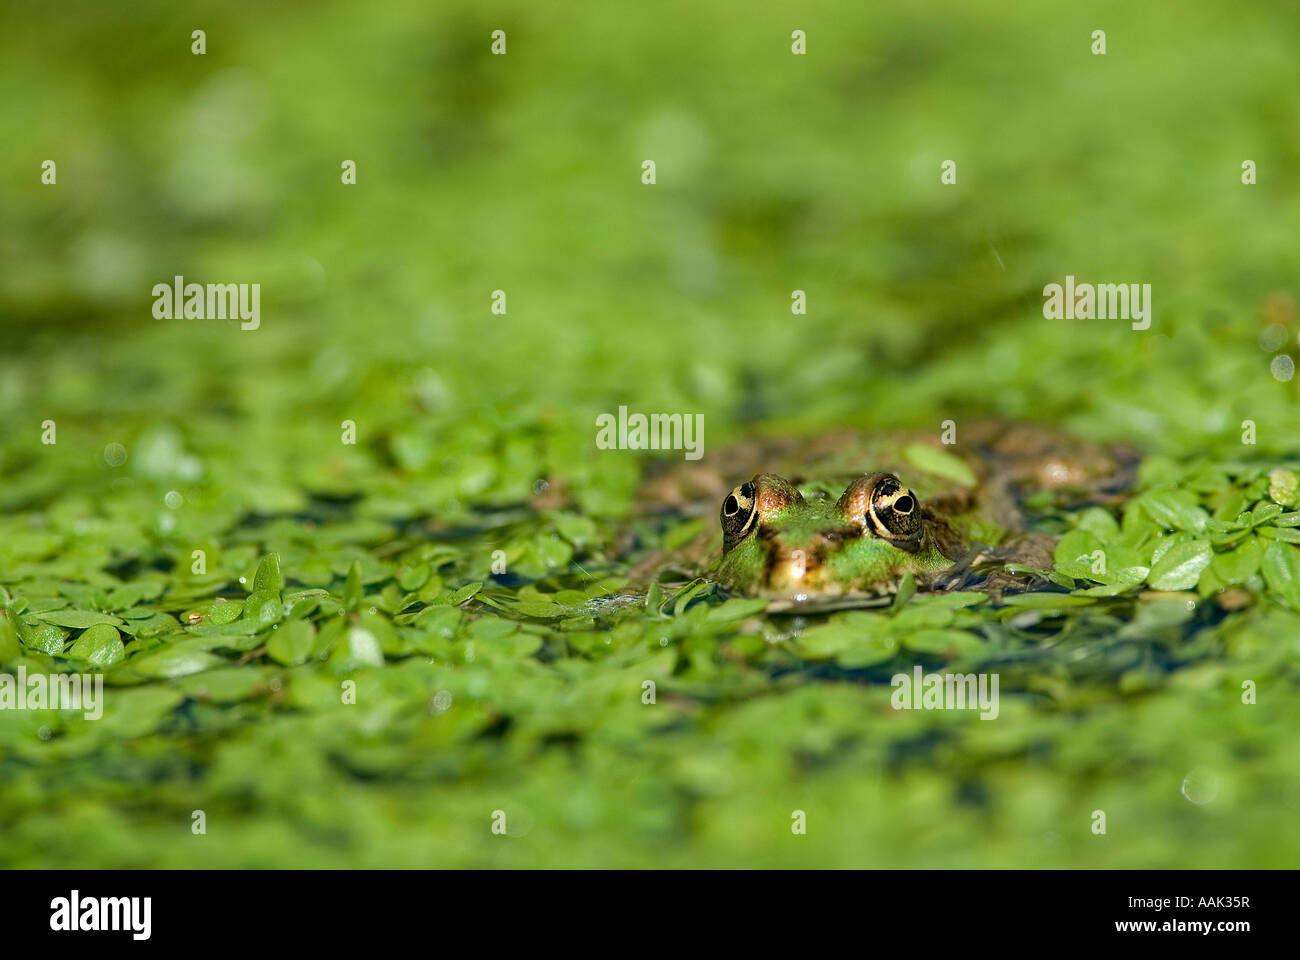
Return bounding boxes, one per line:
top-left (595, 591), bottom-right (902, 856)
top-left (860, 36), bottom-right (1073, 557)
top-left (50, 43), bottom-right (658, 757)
top-left (720, 480), bottom-right (758, 549)
top-left (721, 476), bottom-right (804, 553)
top-left (865, 475), bottom-right (922, 542)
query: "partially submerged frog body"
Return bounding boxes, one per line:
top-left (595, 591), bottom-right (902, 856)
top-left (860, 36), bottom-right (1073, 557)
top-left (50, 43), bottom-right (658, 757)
top-left (632, 421), bottom-right (1138, 611)
top-left (714, 472), bottom-right (966, 603)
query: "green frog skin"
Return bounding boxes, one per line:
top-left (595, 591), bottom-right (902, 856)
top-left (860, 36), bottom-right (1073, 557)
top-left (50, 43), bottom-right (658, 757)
top-left (714, 472), bottom-right (960, 601)
top-left (624, 421), bottom-right (1138, 610)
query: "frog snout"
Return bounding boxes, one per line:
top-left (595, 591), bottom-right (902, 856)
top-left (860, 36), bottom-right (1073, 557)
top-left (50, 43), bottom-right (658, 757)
top-left (766, 543), bottom-right (829, 592)
top-left (773, 549), bottom-right (810, 583)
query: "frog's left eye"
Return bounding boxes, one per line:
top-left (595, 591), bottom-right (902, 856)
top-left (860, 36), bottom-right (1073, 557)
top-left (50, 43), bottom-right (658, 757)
top-left (867, 475), bottom-right (923, 541)
top-left (838, 473), bottom-right (923, 547)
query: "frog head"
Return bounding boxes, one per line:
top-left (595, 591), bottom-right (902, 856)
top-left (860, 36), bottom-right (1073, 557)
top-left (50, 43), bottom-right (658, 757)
top-left (713, 472), bottom-right (959, 600)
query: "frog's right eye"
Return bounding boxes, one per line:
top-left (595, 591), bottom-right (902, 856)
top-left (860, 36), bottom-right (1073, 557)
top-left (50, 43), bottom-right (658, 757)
top-left (720, 481), bottom-right (758, 549)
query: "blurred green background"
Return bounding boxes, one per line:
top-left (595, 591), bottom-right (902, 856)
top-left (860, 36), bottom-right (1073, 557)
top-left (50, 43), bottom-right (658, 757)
top-left (1, 0), bottom-right (1299, 867)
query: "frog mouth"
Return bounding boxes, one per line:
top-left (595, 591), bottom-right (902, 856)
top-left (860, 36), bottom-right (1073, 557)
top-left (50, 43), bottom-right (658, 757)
top-left (761, 591), bottom-right (896, 614)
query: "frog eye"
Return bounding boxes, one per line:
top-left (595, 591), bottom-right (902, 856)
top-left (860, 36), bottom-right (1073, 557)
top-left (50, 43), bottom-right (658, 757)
top-left (720, 475), bottom-right (803, 552)
top-left (867, 475), bottom-right (922, 541)
top-left (720, 480), bottom-right (758, 548)
top-left (837, 473), bottom-right (923, 547)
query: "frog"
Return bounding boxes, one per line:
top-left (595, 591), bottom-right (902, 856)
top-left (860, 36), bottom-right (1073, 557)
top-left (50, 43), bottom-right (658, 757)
top-left (629, 420), bottom-right (1138, 612)
top-left (712, 471), bottom-right (960, 602)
